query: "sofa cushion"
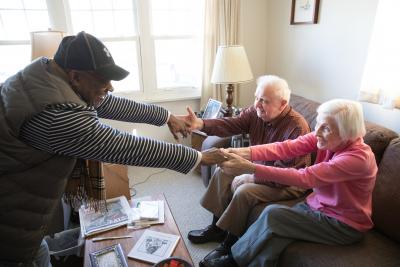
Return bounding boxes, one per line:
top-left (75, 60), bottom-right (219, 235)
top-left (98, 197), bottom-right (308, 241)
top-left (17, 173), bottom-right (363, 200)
top-left (364, 122), bottom-right (398, 164)
top-left (289, 94), bottom-right (320, 130)
top-left (372, 138), bottom-right (400, 242)
top-left (279, 230), bottom-right (400, 267)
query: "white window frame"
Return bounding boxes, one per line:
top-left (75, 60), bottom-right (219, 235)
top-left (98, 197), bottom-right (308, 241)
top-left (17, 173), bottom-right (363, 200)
top-left (128, 0), bottom-right (202, 102)
top-left (0, 0), bottom-right (202, 102)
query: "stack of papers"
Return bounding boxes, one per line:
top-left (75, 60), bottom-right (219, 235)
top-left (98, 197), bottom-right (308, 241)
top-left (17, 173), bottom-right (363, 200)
top-left (139, 201), bottom-right (159, 220)
top-left (79, 196), bottom-right (131, 237)
top-left (128, 198), bottom-right (165, 228)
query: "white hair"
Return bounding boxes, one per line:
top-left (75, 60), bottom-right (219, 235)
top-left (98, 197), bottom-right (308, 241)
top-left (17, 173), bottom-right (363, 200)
top-left (317, 99), bottom-right (366, 141)
top-left (256, 75), bottom-right (291, 102)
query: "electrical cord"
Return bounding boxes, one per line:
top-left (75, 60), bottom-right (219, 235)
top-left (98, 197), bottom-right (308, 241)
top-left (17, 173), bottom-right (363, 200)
top-left (129, 168), bottom-right (168, 197)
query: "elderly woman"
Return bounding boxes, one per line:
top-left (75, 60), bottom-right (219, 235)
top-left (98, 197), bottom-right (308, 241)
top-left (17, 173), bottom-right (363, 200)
top-left (201, 99), bottom-right (378, 267)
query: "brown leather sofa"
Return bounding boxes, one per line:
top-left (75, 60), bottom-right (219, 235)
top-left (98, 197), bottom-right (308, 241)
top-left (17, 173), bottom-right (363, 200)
top-left (201, 94), bottom-right (400, 266)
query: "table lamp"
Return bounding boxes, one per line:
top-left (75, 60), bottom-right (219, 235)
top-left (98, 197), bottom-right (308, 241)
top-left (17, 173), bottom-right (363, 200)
top-left (211, 45), bottom-right (253, 117)
top-left (30, 30), bottom-right (64, 61)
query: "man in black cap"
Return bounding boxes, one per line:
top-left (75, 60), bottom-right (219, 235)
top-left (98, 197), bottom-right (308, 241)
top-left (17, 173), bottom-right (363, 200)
top-left (0, 31), bottom-right (225, 267)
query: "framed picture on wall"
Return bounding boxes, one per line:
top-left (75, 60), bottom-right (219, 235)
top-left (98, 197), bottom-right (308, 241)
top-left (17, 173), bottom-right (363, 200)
top-left (290, 0), bottom-right (320, 25)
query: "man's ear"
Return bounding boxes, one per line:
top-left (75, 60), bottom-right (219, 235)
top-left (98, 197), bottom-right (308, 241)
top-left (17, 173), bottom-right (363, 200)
top-left (67, 70), bottom-right (80, 88)
top-left (280, 99), bottom-right (288, 111)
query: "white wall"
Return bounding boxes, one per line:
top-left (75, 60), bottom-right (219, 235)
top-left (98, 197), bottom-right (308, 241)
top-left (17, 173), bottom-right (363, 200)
top-left (237, 0), bottom-right (269, 107)
top-left (264, 0), bottom-right (400, 133)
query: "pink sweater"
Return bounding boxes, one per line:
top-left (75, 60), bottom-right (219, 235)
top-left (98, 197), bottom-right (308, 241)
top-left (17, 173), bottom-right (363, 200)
top-left (251, 132), bottom-right (377, 232)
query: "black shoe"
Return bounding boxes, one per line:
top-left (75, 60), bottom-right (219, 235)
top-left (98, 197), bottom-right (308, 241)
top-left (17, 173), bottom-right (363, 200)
top-left (200, 255), bottom-right (238, 267)
top-left (202, 232), bottom-right (238, 262)
top-left (188, 224), bottom-right (227, 244)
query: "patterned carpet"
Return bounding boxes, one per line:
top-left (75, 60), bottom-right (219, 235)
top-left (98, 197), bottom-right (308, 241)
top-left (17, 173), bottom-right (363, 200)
top-left (128, 166), bottom-right (218, 267)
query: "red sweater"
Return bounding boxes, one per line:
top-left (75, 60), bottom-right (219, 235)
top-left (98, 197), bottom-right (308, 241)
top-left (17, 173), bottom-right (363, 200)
top-left (251, 133), bottom-right (378, 232)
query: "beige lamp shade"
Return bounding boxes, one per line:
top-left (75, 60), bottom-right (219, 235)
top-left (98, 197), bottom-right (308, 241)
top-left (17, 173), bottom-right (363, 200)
top-left (31, 30), bottom-right (65, 61)
top-left (211, 45), bottom-right (253, 84)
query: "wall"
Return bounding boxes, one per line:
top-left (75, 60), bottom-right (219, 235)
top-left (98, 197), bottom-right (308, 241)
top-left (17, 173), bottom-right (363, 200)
top-left (237, 0), bottom-right (269, 107)
top-left (264, 0), bottom-right (400, 132)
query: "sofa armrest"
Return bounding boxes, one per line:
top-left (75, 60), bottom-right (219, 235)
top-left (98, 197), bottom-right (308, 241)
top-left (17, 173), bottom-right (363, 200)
top-left (200, 136), bottom-right (232, 187)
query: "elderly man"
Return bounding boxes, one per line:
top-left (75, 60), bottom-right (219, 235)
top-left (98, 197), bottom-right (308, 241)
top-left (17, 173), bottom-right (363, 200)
top-left (179, 75), bottom-right (311, 265)
top-left (0, 31), bottom-right (224, 267)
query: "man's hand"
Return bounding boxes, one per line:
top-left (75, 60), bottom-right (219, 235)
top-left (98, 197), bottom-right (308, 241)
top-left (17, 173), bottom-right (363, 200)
top-left (220, 152), bottom-right (256, 176)
top-left (231, 174), bottom-right (255, 192)
top-left (167, 114), bottom-right (190, 141)
top-left (201, 148), bottom-right (229, 165)
top-left (175, 106), bottom-right (204, 131)
top-left (225, 147), bottom-right (251, 160)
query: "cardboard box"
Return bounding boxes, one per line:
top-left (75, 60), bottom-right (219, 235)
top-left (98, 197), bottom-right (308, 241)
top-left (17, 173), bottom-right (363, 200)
top-left (103, 163), bottom-right (131, 200)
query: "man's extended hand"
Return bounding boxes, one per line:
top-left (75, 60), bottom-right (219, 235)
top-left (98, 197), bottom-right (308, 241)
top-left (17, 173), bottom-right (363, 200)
top-left (201, 148), bottom-right (229, 165)
top-left (231, 174), bottom-right (255, 192)
top-left (167, 114), bottom-right (190, 141)
top-left (220, 151), bottom-right (256, 176)
top-left (175, 106), bottom-right (204, 132)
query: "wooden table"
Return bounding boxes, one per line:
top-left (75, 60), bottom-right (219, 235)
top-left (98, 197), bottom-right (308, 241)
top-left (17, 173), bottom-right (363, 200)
top-left (84, 194), bottom-right (193, 266)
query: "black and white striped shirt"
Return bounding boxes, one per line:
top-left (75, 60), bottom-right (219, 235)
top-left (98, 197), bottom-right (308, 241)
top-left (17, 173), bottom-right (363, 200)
top-left (20, 94), bottom-right (200, 174)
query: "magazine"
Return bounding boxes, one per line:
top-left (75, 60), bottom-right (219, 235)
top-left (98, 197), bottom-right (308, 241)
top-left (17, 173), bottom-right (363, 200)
top-left (79, 196), bottom-right (131, 237)
top-left (127, 229), bottom-right (180, 264)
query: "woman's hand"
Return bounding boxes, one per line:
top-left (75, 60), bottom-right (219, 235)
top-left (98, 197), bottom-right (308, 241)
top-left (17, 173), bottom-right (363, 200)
top-left (231, 174), bottom-right (255, 192)
top-left (224, 147), bottom-right (251, 160)
top-left (220, 152), bottom-right (256, 176)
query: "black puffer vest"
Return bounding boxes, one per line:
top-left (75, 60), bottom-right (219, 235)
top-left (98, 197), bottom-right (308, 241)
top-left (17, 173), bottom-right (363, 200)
top-left (0, 58), bottom-right (85, 266)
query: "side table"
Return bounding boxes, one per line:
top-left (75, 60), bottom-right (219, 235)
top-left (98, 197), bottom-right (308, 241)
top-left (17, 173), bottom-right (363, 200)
top-left (84, 194), bottom-right (193, 266)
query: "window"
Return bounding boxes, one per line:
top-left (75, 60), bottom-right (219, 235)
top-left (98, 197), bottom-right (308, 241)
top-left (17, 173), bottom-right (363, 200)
top-left (0, 0), bottom-right (205, 101)
top-left (359, 0), bottom-right (400, 109)
top-left (0, 0), bottom-right (50, 81)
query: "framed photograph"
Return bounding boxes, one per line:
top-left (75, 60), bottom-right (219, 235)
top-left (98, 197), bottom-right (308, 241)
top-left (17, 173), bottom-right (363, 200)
top-left (202, 99), bottom-right (223, 119)
top-left (89, 243), bottom-right (128, 267)
top-left (128, 229), bottom-right (180, 264)
top-left (290, 0), bottom-right (320, 25)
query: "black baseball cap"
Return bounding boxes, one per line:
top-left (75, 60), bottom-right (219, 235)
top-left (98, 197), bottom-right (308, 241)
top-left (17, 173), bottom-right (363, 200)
top-left (54, 31), bottom-right (129, 81)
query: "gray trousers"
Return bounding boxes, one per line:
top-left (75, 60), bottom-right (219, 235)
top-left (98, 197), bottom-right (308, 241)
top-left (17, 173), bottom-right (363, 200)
top-left (232, 202), bottom-right (364, 267)
top-left (200, 168), bottom-right (306, 236)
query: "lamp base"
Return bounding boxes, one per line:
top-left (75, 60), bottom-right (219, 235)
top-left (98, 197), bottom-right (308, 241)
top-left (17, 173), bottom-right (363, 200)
top-left (225, 84), bottom-right (234, 117)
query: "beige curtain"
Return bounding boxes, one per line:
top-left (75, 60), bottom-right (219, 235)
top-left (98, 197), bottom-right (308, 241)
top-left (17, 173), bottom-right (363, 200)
top-left (200, 0), bottom-right (240, 108)
top-left (359, 0), bottom-right (400, 109)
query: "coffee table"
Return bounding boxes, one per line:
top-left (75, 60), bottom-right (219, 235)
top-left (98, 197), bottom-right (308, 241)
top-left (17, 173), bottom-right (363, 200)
top-left (84, 194), bottom-right (193, 266)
